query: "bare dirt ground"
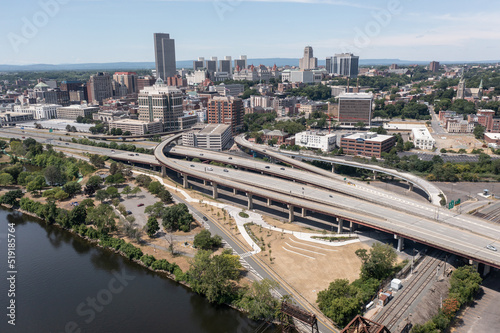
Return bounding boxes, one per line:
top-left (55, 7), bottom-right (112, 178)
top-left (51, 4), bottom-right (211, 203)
top-left (248, 224), bottom-right (370, 305)
top-left (433, 134), bottom-right (483, 151)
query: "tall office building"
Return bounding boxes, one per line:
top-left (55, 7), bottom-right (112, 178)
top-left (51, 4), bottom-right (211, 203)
top-left (206, 57), bottom-right (218, 74)
top-left (333, 53), bottom-right (359, 78)
top-left (207, 96), bottom-right (243, 134)
top-left (337, 92), bottom-right (373, 126)
top-left (87, 72), bottom-right (113, 105)
top-left (193, 57), bottom-right (205, 71)
top-left (429, 61), bottom-right (440, 72)
top-left (299, 46), bottom-right (318, 70)
top-left (326, 57), bottom-right (333, 74)
top-left (113, 72), bottom-right (138, 95)
top-left (234, 55), bottom-right (247, 71)
top-left (138, 78), bottom-right (184, 131)
top-left (154, 33), bottom-right (176, 80)
top-left (219, 56), bottom-right (232, 74)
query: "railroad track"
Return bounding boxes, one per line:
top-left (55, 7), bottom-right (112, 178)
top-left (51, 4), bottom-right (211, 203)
top-left (474, 205), bottom-right (500, 224)
top-left (376, 250), bottom-right (443, 331)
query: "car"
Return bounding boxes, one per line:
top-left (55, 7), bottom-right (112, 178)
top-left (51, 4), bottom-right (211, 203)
top-left (223, 169), bottom-right (229, 172)
top-left (280, 167), bottom-right (285, 170)
top-left (329, 195), bottom-right (333, 198)
top-left (263, 150), bottom-right (266, 152)
top-left (228, 157), bottom-right (233, 160)
top-left (22, 136), bottom-right (25, 139)
top-left (65, 143), bottom-right (69, 145)
top-left (200, 153), bottom-right (204, 156)
top-left (190, 164), bottom-right (195, 167)
top-left (135, 153), bottom-right (139, 156)
top-left (126, 210), bottom-right (132, 215)
top-left (129, 154), bottom-right (134, 156)
top-left (486, 245), bottom-right (497, 251)
top-left (137, 203), bottom-right (144, 207)
top-left (265, 166), bottom-right (270, 169)
top-left (203, 216), bottom-right (208, 221)
top-left (207, 167), bottom-right (213, 171)
top-left (111, 150), bottom-right (115, 152)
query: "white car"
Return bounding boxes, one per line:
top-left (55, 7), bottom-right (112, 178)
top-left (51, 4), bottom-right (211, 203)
top-left (486, 245), bottom-right (497, 251)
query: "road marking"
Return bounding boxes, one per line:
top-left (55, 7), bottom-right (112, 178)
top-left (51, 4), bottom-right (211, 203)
top-left (285, 242), bottom-right (326, 256)
top-left (289, 237), bottom-right (339, 251)
top-left (282, 246), bottom-right (316, 259)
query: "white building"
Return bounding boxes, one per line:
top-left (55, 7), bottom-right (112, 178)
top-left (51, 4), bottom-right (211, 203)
top-left (186, 70), bottom-right (209, 85)
top-left (295, 131), bottom-right (337, 152)
top-left (56, 104), bottom-right (99, 120)
top-left (215, 84), bottom-right (244, 97)
top-left (0, 112), bottom-right (34, 126)
top-left (411, 127), bottom-right (436, 150)
top-left (182, 124), bottom-right (232, 151)
top-left (281, 70), bottom-right (322, 84)
top-left (14, 103), bottom-right (61, 120)
top-left (109, 119), bottom-right (163, 135)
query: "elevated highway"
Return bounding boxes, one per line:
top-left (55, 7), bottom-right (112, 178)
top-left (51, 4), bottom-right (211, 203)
top-left (154, 136), bottom-right (500, 270)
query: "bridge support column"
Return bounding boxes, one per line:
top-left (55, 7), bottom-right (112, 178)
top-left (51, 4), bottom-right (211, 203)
top-left (247, 193), bottom-right (253, 210)
top-left (301, 208), bottom-right (307, 218)
top-left (182, 174), bottom-right (188, 188)
top-left (331, 164), bottom-right (335, 173)
top-left (408, 183), bottom-right (414, 192)
top-left (338, 218), bottom-right (344, 234)
top-left (483, 264), bottom-right (491, 276)
top-left (469, 260), bottom-right (479, 272)
top-left (203, 179), bottom-right (207, 186)
top-left (161, 166), bottom-right (166, 177)
top-left (212, 183), bottom-right (218, 199)
top-left (373, 171), bottom-right (378, 180)
top-left (233, 188), bottom-right (237, 195)
top-left (288, 205), bottom-right (294, 223)
top-left (267, 198), bottom-right (272, 207)
top-left (395, 235), bottom-right (404, 252)
top-left (349, 221), bottom-right (358, 232)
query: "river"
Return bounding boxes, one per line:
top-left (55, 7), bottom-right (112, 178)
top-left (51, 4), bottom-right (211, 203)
top-left (0, 207), bottom-right (276, 333)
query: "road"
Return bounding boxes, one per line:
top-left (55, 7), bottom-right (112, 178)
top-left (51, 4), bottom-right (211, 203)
top-left (155, 136), bottom-right (500, 270)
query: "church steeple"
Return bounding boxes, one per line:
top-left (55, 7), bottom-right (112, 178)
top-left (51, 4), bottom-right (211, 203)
top-left (479, 79), bottom-right (483, 89)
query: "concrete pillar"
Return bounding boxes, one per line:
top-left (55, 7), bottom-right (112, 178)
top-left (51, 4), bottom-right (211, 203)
top-left (212, 183), bottom-right (218, 199)
top-left (301, 208), bottom-right (306, 218)
top-left (338, 218), bottom-right (344, 234)
top-left (267, 198), bottom-right (271, 206)
top-left (395, 235), bottom-right (404, 252)
top-left (247, 193), bottom-right (253, 210)
top-left (483, 264), bottom-right (491, 276)
top-left (203, 179), bottom-right (207, 186)
top-left (182, 174), bottom-right (188, 188)
top-left (373, 171), bottom-right (378, 180)
top-left (409, 183), bottom-right (414, 191)
top-left (469, 260), bottom-right (479, 272)
top-left (288, 205), bottom-right (294, 222)
top-left (233, 188), bottom-right (237, 195)
top-left (331, 164), bottom-right (335, 173)
top-left (177, 172), bottom-right (181, 178)
top-left (161, 166), bottom-right (166, 177)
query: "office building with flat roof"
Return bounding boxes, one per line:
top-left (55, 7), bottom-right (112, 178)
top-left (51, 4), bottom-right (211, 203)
top-left (113, 72), bottom-right (138, 95)
top-left (331, 53), bottom-right (359, 77)
top-left (340, 132), bottom-right (396, 158)
top-left (182, 123), bottom-right (232, 151)
top-left (234, 55), bottom-right (247, 71)
top-left (56, 104), bottom-right (99, 120)
top-left (411, 127), bottom-right (436, 150)
top-left (299, 46), bottom-right (318, 70)
top-left (87, 72), bottom-right (113, 104)
top-left (338, 92), bottom-right (373, 126)
top-left (295, 131), bottom-right (336, 152)
top-left (154, 33), bottom-right (176, 80)
top-left (207, 96), bottom-right (243, 134)
top-left (109, 119), bottom-right (162, 135)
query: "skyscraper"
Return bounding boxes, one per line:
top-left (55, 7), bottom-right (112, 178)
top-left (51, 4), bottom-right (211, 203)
top-left (333, 53), bottom-right (359, 78)
top-left (219, 56), bottom-right (232, 74)
top-left (299, 46), bottom-right (318, 70)
top-left (429, 61), bottom-right (440, 72)
top-left (206, 57), bottom-right (218, 74)
top-left (207, 96), bottom-right (243, 134)
top-left (87, 72), bottom-right (113, 105)
top-left (154, 33), bottom-right (176, 80)
top-left (113, 72), bottom-right (138, 95)
top-left (193, 57), bottom-right (205, 71)
top-left (234, 55), bottom-right (247, 71)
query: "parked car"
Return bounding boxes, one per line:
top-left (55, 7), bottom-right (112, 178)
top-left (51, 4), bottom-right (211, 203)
top-left (280, 167), bottom-right (285, 170)
top-left (265, 166), bottom-right (270, 169)
top-left (228, 157), bottom-right (233, 160)
top-left (126, 210), bottom-right (132, 215)
top-left (223, 169), bottom-right (229, 172)
top-left (190, 164), bottom-right (195, 167)
top-left (137, 203), bottom-right (144, 207)
top-left (207, 167), bottom-right (213, 171)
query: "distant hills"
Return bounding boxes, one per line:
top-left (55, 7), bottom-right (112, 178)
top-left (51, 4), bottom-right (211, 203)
top-left (1, 58), bottom-right (499, 72)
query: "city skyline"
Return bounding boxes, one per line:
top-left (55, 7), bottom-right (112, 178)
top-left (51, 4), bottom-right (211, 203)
top-left (2, 0), bottom-right (500, 65)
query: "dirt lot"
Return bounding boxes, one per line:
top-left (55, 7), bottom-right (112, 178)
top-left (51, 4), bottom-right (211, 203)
top-left (248, 224), bottom-right (370, 305)
top-left (433, 134), bottom-right (483, 151)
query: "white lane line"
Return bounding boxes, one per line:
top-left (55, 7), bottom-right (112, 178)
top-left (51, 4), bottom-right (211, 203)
top-left (285, 242), bottom-right (326, 256)
top-left (282, 246), bottom-right (316, 259)
top-left (289, 237), bottom-right (339, 251)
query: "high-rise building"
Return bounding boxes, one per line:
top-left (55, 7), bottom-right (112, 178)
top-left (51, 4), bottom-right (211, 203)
top-left (87, 72), bottom-right (113, 105)
top-left (154, 33), bottom-right (176, 80)
top-left (326, 57), bottom-right (333, 74)
top-left (219, 56), bottom-right (232, 74)
top-left (333, 53), bottom-right (359, 78)
top-left (137, 78), bottom-right (184, 132)
top-left (193, 57), bottom-right (205, 71)
top-left (234, 55), bottom-right (247, 71)
top-left (113, 72), bottom-right (138, 95)
top-left (207, 96), bottom-right (243, 134)
top-left (206, 57), bottom-right (218, 74)
top-left (337, 92), bottom-right (373, 126)
top-left (137, 76), bottom-right (156, 92)
top-left (299, 46), bottom-right (318, 70)
top-left (429, 61), bottom-right (440, 72)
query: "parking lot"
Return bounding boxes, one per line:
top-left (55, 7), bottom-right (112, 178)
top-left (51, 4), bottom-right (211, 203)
top-left (118, 185), bottom-right (159, 227)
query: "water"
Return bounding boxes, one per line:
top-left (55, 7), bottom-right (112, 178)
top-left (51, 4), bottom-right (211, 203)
top-left (0, 208), bottom-right (275, 333)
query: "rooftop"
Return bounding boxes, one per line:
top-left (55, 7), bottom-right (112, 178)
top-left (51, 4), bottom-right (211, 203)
top-left (338, 92), bottom-right (374, 99)
top-left (343, 132), bottom-right (393, 142)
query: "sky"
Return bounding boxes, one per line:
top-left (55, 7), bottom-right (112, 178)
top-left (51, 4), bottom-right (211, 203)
top-left (1, 0), bottom-right (500, 65)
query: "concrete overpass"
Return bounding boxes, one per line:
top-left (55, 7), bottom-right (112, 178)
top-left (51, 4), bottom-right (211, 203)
top-left (234, 135), bottom-right (444, 206)
top-left (154, 136), bottom-right (500, 271)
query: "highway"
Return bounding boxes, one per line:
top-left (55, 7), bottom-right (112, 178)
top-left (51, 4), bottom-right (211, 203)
top-left (234, 135), bottom-right (444, 206)
top-left (155, 137), bottom-right (500, 270)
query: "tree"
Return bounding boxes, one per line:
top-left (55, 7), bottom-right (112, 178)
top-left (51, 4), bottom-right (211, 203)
top-left (62, 181), bottom-right (81, 198)
top-left (43, 165), bottom-right (65, 186)
top-left (109, 162), bottom-right (119, 175)
top-left (237, 279), bottom-right (280, 320)
top-left (130, 186), bottom-right (142, 197)
top-left (95, 189), bottom-right (109, 203)
top-left (162, 203), bottom-right (194, 232)
top-left (54, 189), bottom-right (69, 201)
top-left (0, 189), bottom-right (24, 206)
top-left (86, 204), bottom-right (117, 234)
top-left (27, 175), bottom-right (46, 196)
top-left (0, 173), bottom-right (14, 186)
top-left (85, 175), bottom-right (103, 195)
top-left (473, 124), bottom-right (485, 139)
top-left (89, 154), bottom-right (106, 168)
top-left (355, 243), bottom-right (397, 281)
top-left (146, 216), bottom-right (160, 238)
top-left (122, 185), bottom-right (132, 198)
top-left (316, 279), bottom-right (363, 327)
top-left (148, 181), bottom-right (163, 195)
top-left (157, 188), bottom-right (172, 203)
top-left (136, 174), bottom-right (152, 188)
top-left (105, 186), bottom-right (120, 198)
top-left (194, 230), bottom-right (223, 250)
top-left (69, 204), bottom-right (87, 226)
top-left (187, 250), bottom-right (242, 304)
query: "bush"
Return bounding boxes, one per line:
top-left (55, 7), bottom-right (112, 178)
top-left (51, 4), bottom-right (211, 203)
top-left (141, 254), bottom-right (156, 267)
top-left (120, 242), bottom-right (143, 260)
top-left (239, 211), bottom-right (249, 218)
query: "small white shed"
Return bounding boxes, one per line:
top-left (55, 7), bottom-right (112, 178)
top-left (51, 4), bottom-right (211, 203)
top-left (391, 278), bottom-right (402, 291)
